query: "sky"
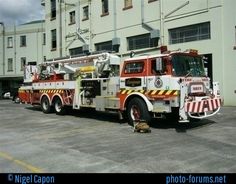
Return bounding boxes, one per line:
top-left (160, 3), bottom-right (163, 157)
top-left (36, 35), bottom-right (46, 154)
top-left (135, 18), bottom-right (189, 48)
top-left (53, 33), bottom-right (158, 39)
top-left (0, 0), bottom-right (44, 26)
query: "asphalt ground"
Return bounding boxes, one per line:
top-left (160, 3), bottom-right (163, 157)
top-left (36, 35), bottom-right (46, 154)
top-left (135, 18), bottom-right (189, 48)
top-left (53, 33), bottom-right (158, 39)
top-left (0, 100), bottom-right (236, 173)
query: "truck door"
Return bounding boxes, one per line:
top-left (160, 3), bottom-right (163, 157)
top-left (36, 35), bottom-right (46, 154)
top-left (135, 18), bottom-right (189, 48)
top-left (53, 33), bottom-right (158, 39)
top-left (120, 59), bottom-right (147, 90)
top-left (146, 57), bottom-right (170, 90)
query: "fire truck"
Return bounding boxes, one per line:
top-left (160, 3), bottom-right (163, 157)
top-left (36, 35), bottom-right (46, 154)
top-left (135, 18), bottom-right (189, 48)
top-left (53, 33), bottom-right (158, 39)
top-left (18, 48), bottom-right (222, 124)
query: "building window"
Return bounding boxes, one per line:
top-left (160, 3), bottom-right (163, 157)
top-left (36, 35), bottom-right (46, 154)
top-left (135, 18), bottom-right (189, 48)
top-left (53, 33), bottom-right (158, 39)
top-left (95, 41), bottom-right (112, 51)
top-left (83, 6), bottom-right (89, 21)
top-left (123, 0), bottom-right (133, 10)
top-left (7, 37), bottom-right (13, 48)
top-left (28, 61), bottom-right (37, 65)
top-left (234, 26), bottom-right (236, 49)
top-left (169, 22), bottom-right (210, 44)
top-left (20, 57), bottom-right (26, 71)
top-left (20, 35), bottom-right (26, 47)
top-left (43, 33), bottom-right (46, 45)
top-left (101, 0), bottom-right (109, 16)
top-left (148, 0), bottom-right (158, 3)
top-left (69, 47), bottom-right (83, 56)
top-left (127, 33), bottom-right (158, 50)
top-left (51, 29), bottom-right (57, 50)
top-left (8, 58), bottom-right (13, 71)
top-left (51, 0), bottom-right (56, 19)
top-left (69, 11), bottom-right (76, 25)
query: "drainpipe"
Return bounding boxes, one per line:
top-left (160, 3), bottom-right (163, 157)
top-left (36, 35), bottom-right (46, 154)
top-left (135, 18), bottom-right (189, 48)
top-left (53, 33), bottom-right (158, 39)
top-left (112, 0), bottom-right (120, 53)
top-left (159, 0), bottom-right (164, 45)
top-left (113, 0), bottom-right (117, 38)
top-left (89, 0), bottom-right (92, 52)
top-left (0, 22), bottom-right (5, 75)
top-left (59, 0), bottom-right (63, 57)
top-left (14, 23), bottom-right (16, 74)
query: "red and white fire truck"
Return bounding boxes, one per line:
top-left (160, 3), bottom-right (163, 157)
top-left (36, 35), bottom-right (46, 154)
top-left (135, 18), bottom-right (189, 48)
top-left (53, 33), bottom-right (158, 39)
top-left (18, 48), bottom-right (222, 124)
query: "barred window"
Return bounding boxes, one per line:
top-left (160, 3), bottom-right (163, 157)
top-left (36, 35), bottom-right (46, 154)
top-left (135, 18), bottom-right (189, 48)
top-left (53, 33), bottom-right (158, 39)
top-left (169, 22), bottom-right (210, 44)
top-left (127, 33), bottom-right (158, 50)
top-left (95, 41), bottom-right (112, 52)
top-left (69, 47), bottom-right (83, 56)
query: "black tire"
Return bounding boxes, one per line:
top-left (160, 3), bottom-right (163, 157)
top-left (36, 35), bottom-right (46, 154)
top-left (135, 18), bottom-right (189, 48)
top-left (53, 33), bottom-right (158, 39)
top-left (54, 97), bottom-right (66, 115)
top-left (41, 96), bottom-right (52, 114)
top-left (127, 97), bottom-right (151, 126)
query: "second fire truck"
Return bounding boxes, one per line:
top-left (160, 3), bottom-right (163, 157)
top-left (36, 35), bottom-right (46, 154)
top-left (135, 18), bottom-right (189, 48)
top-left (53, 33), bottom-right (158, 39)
top-left (19, 48), bottom-right (222, 124)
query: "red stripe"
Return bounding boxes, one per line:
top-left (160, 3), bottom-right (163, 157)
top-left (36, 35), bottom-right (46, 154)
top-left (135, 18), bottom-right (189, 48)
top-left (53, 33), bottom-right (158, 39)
top-left (186, 102), bottom-right (190, 112)
top-left (212, 99), bottom-right (215, 110)
top-left (192, 102), bottom-right (196, 112)
top-left (197, 101), bottom-right (202, 113)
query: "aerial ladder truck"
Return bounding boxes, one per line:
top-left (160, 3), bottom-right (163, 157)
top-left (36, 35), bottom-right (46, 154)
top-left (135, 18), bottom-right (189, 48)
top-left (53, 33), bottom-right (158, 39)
top-left (19, 49), bottom-right (222, 125)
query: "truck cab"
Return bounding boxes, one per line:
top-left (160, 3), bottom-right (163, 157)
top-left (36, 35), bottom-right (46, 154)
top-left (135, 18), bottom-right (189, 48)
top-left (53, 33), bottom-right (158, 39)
top-left (119, 49), bottom-right (222, 123)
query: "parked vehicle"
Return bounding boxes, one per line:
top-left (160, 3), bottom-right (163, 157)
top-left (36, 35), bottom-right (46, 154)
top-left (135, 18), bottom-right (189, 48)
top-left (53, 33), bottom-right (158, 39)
top-left (18, 48), bottom-right (222, 124)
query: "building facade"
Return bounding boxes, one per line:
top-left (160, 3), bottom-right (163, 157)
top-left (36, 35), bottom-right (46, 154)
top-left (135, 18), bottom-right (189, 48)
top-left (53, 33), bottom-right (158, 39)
top-left (42, 0), bottom-right (236, 106)
top-left (0, 21), bottom-right (45, 96)
top-left (0, 0), bottom-right (235, 105)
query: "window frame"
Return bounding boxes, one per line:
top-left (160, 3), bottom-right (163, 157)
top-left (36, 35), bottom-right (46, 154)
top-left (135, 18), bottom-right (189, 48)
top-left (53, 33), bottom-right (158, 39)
top-left (95, 41), bottom-right (112, 52)
top-left (50, 0), bottom-right (56, 20)
top-left (69, 47), bottom-right (83, 56)
top-left (20, 57), bottom-right (26, 71)
top-left (7, 58), bottom-right (13, 72)
top-left (7, 37), bottom-right (13, 48)
top-left (148, 0), bottom-right (158, 3)
top-left (169, 22), bottom-right (211, 44)
top-left (127, 33), bottom-right (158, 51)
top-left (83, 6), bottom-right (89, 21)
top-left (124, 61), bottom-right (145, 74)
top-left (69, 11), bottom-right (76, 25)
top-left (20, 35), bottom-right (26, 47)
top-left (43, 33), bottom-right (46, 45)
top-left (101, 0), bottom-right (109, 17)
top-left (51, 29), bottom-right (57, 50)
top-left (123, 0), bottom-right (133, 10)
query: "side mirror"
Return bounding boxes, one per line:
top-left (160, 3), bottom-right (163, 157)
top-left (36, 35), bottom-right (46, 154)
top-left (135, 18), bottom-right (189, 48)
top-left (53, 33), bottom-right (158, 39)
top-left (156, 58), bottom-right (163, 71)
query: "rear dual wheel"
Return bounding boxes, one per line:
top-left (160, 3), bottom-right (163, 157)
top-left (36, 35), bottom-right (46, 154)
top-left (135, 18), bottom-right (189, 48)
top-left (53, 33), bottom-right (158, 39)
top-left (54, 97), bottom-right (66, 115)
top-left (41, 96), bottom-right (66, 115)
top-left (41, 96), bottom-right (52, 114)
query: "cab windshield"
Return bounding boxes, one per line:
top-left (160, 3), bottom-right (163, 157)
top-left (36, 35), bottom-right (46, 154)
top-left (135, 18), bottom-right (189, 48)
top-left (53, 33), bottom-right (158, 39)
top-left (172, 54), bottom-right (205, 77)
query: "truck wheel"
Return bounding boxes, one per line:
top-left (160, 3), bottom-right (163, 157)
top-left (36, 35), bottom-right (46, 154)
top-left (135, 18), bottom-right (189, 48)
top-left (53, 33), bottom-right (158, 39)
top-left (54, 97), bottom-right (66, 115)
top-left (41, 96), bottom-right (52, 114)
top-left (127, 97), bottom-right (151, 126)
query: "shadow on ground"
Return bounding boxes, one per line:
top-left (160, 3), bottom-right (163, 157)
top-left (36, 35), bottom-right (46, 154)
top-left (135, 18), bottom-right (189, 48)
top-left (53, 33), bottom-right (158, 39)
top-left (25, 106), bottom-right (216, 132)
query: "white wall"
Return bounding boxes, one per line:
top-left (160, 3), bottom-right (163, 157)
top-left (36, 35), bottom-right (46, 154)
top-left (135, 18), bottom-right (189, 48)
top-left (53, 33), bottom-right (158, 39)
top-left (43, 0), bottom-right (236, 105)
top-left (4, 22), bottom-right (45, 77)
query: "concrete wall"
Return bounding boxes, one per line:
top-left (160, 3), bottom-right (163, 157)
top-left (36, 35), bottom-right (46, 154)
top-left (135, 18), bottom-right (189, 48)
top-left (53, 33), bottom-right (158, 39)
top-left (0, 21), bottom-right (45, 96)
top-left (4, 22), bottom-right (45, 77)
top-left (26, 0), bottom-right (236, 105)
